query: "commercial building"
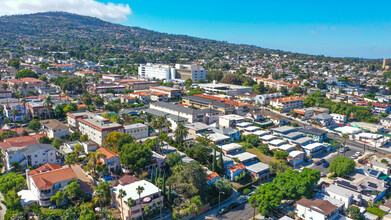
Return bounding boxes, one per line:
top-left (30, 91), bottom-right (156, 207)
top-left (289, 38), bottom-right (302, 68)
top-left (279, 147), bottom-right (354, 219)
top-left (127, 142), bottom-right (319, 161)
top-left (124, 123), bottom-right (149, 139)
top-left (196, 81), bottom-right (253, 95)
top-left (149, 86), bottom-right (181, 99)
top-left (67, 112), bottom-right (124, 145)
top-left (174, 64), bottom-right (207, 81)
top-left (182, 94), bottom-right (249, 115)
top-left (138, 63), bottom-right (175, 80)
top-left (254, 93), bottom-right (284, 106)
top-left (149, 102), bottom-right (205, 123)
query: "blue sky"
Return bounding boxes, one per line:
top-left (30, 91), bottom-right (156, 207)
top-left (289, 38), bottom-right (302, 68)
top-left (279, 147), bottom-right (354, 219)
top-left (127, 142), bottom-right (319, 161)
top-left (101, 0), bottom-right (390, 59)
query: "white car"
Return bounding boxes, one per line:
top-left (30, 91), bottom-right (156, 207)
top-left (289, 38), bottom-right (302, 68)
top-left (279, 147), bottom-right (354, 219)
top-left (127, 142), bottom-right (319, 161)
top-left (355, 152), bottom-right (362, 156)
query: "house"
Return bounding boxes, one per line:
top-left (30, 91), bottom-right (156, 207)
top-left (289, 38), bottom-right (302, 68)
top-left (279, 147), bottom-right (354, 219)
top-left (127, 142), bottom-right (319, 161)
top-left (298, 127), bottom-right (328, 143)
top-left (102, 74), bottom-right (123, 82)
top-left (209, 133), bottom-right (231, 145)
top-left (254, 93), bottom-right (284, 106)
top-left (124, 123), bottom-right (149, 139)
top-left (185, 122), bottom-right (210, 139)
top-left (301, 142), bottom-right (324, 156)
top-left (25, 164), bottom-right (78, 206)
top-left (372, 103), bottom-right (391, 114)
top-left (269, 97), bottom-right (303, 113)
top-left (295, 198), bottom-right (339, 220)
top-left (380, 117), bottom-right (391, 128)
top-left (112, 180), bottom-right (163, 220)
top-left (262, 113), bottom-right (288, 125)
top-left (212, 127), bottom-right (240, 141)
top-left (0, 134), bottom-right (45, 154)
top-left (5, 143), bottom-right (60, 170)
top-left (244, 162), bottom-right (270, 180)
top-left (287, 151), bottom-right (305, 166)
top-left (334, 173), bottom-right (388, 202)
top-left (87, 84), bottom-right (126, 94)
top-left (218, 114), bottom-right (246, 128)
top-left (226, 164), bottom-right (246, 181)
top-left (3, 103), bottom-right (27, 122)
top-left (271, 126), bottom-right (296, 135)
top-left (144, 151), bottom-right (166, 174)
top-left (323, 184), bottom-right (362, 208)
top-left (97, 148), bottom-right (121, 173)
top-left (149, 86), bottom-right (181, 99)
top-left (40, 119), bottom-right (69, 138)
top-left (311, 113), bottom-right (334, 127)
top-left (206, 172), bottom-right (221, 185)
top-left (293, 108), bottom-right (314, 120)
top-left (370, 161), bottom-right (391, 175)
top-left (331, 113), bottom-right (347, 124)
top-left (149, 102), bottom-right (205, 124)
top-left (220, 143), bottom-right (242, 155)
top-left (354, 133), bottom-right (389, 148)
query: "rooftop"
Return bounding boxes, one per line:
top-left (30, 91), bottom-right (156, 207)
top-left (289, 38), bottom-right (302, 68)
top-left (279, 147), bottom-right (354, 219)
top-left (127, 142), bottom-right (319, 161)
top-left (113, 180), bottom-right (160, 202)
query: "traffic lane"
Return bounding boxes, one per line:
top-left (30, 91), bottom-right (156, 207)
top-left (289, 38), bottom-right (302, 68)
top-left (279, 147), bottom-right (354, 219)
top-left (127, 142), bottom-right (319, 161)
top-left (208, 203), bottom-right (254, 220)
top-left (328, 133), bottom-right (385, 154)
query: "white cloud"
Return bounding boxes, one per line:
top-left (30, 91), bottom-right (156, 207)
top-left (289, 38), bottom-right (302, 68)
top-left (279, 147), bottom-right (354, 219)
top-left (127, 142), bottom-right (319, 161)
top-left (0, 0), bottom-right (132, 22)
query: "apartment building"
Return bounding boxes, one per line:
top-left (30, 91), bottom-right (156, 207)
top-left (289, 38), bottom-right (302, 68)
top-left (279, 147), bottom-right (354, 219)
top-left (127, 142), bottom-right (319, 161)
top-left (112, 180), bottom-right (163, 220)
top-left (87, 84), bottom-right (126, 94)
top-left (3, 103), bottom-right (27, 122)
top-left (248, 76), bottom-right (300, 91)
top-left (269, 96), bottom-right (303, 113)
top-left (5, 143), bottom-right (60, 170)
top-left (40, 119), bottom-right (69, 138)
top-left (197, 82), bottom-right (253, 96)
top-left (125, 81), bottom-right (159, 91)
top-left (97, 147), bottom-right (121, 173)
top-left (102, 74), bottom-right (123, 82)
top-left (124, 123), bottom-right (149, 139)
top-left (67, 112), bottom-right (124, 145)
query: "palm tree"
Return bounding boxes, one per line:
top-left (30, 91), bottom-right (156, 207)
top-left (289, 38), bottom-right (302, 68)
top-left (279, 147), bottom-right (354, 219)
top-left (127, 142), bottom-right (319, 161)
top-left (174, 123), bottom-right (189, 147)
top-left (12, 83), bottom-right (18, 92)
top-left (21, 99), bottom-right (27, 119)
top-left (50, 191), bottom-right (64, 207)
top-left (43, 96), bottom-right (54, 119)
top-left (136, 185), bottom-right (145, 220)
top-left (118, 189), bottom-right (127, 220)
top-left (188, 196), bottom-right (203, 218)
top-left (88, 152), bottom-right (104, 177)
top-left (93, 180), bottom-right (112, 220)
top-left (164, 120), bottom-right (172, 132)
top-left (342, 133), bottom-right (349, 157)
top-left (125, 198), bottom-right (135, 220)
top-left (22, 82), bottom-right (27, 96)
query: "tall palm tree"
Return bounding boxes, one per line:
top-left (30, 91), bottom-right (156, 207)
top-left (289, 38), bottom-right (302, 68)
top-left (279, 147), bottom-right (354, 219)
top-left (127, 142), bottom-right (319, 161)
top-left (13, 84), bottom-right (19, 94)
top-left (124, 198), bottom-right (135, 220)
top-left (10, 109), bottom-right (18, 130)
top-left (136, 186), bottom-right (145, 220)
top-left (21, 99), bottom-right (27, 119)
top-left (174, 123), bottom-right (189, 147)
top-left (118, 189), bottom-right (127, 220)
top-left (43, 96), bottom-right (54, 119)
top-left (342, 133), bottom-right (349, 157)
top-left (188, 196), bottom-right (202, 218)
top-left (22, 82), bottom-right (27, 96)
top-left (88, 152), bottom-right (104, 177)
top-left (93, 180), bottom-right (112, 220)
top-left (164, 120), bottom-right (172, 132)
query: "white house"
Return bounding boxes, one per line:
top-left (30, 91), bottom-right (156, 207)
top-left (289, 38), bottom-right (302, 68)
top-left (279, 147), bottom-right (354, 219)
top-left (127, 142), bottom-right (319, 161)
top-left (323, 184), bottom-right (362, 208)
top-left (296, 198), bottom-right (339, 220)
top-left (40, 119), bottom-right (69, 138)
top-left (124, 123), bottom-right (149, 139)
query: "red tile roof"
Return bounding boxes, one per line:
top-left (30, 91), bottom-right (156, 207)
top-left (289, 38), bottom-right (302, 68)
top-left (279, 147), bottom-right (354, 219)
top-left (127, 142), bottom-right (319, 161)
top-left (0, 134), bottom-right (45, 150)
top-left (229, 164), bottom-right (245, 172)
top-left (296, 198), bottom-right (338, 216)
top-left (119, 175), bottom-right (140, 186)
top-left (270, 97), bottom-right (303, 103)
top-left (30, 166), bottom-right (77, 190)
top-left (29, 163), bottom-right (63, 175)
top-left (206, 172), bottom-right (220, 181)
top-left (21, 77), bottom-right (44, 83)
top-left (194, 94), bottom-right (249, 107)
top-left (97, 147), bottom-right (118, 159)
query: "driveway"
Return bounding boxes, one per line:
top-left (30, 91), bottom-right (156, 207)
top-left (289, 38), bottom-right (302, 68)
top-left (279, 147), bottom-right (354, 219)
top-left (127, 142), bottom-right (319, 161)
top-left (71, 164), bottom-right (95, 194)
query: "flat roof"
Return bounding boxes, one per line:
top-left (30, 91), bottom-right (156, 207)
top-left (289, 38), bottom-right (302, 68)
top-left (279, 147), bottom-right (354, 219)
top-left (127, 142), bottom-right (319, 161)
top-left (185, 122), bottom-right (209, 131)
top-left (227, 151), bottom-right (257, 162)
top-left (289, 150), bottom-right (305, 157)
top-left (236, 122), bottom-right (252, 127)
top-left (113, 180), bottom-right (160, 201)
top-left (219, 114), bottom-right (245, 121)
top-left (293, 137), bottom-right (314, 145)
top-left (243, 126), bottom-right (260, 132)
top-left (245, 162), bottom-right (270, 173)
top-left (334, 126), bottom-right (362, 134)
top-left (302, 142), bottom-right (324, 150)
top-left (209, 133), bottom-right (230, 142)
top-left (252, 130), bottom-right (270, 137)
top-left (272, 126), bottom-right (296, 133)
top-left (259, 134), bottom-right (276, 141)
top-left (268, 139), bottom-right (286, 146)
top-left (283, 131), bottom-right (304, 139)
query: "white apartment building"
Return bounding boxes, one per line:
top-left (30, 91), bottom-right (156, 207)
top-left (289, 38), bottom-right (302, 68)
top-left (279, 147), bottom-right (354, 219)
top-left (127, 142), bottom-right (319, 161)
top-left (124, 123), bottom-right (149, 139)
top-left (330, 113), bottom-right (347, 124)
top-left (269, 97), bottom-right (303, 113)
top-left (40, 119), bottom-right (69, 138)
top-left (67, 112), bottom-right (124, 145)
top-left (138, 63), bottom-right (176, 81)
top-left (5, 143), bottom-right (59, 170)
top-left (323, 184), bottom-right (362, 208)
top-left (296, 198), bottom-right (339, 220)
top-left (149, 102), bottom-right (205, 123)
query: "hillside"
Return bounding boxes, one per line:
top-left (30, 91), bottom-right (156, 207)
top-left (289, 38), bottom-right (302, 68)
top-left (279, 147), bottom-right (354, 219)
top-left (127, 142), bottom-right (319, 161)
top-left (0, 12), bottom-right (373, 64)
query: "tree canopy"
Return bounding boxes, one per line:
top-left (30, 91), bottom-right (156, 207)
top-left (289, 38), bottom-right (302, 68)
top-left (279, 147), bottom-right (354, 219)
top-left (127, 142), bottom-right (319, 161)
top-left (15, 69), bottom-right (38, 79)
top-left (329, 156), bottom-right (356, 177)
top-left (119, 143), bottom-right (152, 173)
top-left (0, 173), bottom-right (25, 193)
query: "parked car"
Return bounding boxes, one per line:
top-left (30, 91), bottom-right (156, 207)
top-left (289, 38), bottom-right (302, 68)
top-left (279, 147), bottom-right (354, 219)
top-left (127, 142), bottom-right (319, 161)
top-left (320, 172), bottom-right (326, 177)
top-left (315, 160), bottom-right (322, 166)
top-left (322, 162), bottom-right (330, 168)
top-left (238, 197), bottom-right (248, 204)
top-left (228, 202), bottom-right (239, 210)
top-left (320, 159), bottom-right (327, 164)
top-left (355, 152), bottom-right (362, 156)
top-left (216, 207), bottom-right (228, 216)
top-left (340, 148), bottom-right (346, 153)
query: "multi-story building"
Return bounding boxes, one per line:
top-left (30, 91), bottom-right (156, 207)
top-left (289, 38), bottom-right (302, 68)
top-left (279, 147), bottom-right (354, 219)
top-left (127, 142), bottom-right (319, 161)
top-left (124, 123), bottom-right (149, 139)
top-left (102, 74), bottom-right (123, 82)
top-left (149, 86), bottom-right (181, 99)
top-left (97, 147), bottom-right (121, 173)
top-left (125, 81), bottom-right (159, 91)
top-left (26, 164), bottom-right (77, 206)
top-left (5, 143), bottom-right (60, 170)
top-left (330, 113), bottom-right (347, 124)
top-left (112, 179), bottom-right (163, 220)
top-left (254, 93), bottom-right (284, 106)
top-left (174, 64), bottom-right (207, 81)
top-left (296, 198), bottom-right (340, 220)
top-left (149, 102), bottom-right (205, 123)
top-left (67, 112), bottom-right (124, 145)
top-left (248, 76), bottom-right (300, 91)
top-left (372, 103), bottom-right (391, 114)
top-left (269, 97), bottom-right (303, 113)
top-left (40, 119), bottom-right (69, 138)
top-left (138, 63), bottom-right (175, 80)
top-left (186, 94), bottom-right (250, 115)
top-left (87, 84), bottom-right (126, 94)
top-left (196, 82), bottom-right (253, 96)
top-left (3, 103), bottom-right (27, 122)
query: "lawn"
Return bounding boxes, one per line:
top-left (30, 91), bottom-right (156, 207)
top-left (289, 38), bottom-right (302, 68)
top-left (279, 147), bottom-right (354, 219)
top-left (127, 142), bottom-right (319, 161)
top-left (246, 147), bottom-right (279, 164)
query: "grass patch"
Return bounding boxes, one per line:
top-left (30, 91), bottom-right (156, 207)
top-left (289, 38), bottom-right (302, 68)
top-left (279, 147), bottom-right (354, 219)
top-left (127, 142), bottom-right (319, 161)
top-left (246, 148), bottom-right (280, 164)
top-left (367, 207), bottom-right (388, 218)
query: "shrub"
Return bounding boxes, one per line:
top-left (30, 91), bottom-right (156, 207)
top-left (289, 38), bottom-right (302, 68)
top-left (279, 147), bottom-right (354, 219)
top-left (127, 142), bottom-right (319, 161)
top-left (366, 207), bottom-right (387, 218)
top-left (243, 189), bottom-right (251, 195)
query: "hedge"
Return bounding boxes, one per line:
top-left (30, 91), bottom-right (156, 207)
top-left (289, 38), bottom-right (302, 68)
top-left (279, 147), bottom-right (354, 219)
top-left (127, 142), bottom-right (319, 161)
top-left (367, 207), bottom-right (388, 218)
top-left (236, 179), bottom-right (259, 193)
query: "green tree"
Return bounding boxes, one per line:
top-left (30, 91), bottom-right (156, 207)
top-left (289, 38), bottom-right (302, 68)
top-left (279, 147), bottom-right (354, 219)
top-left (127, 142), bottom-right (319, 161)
top-left (245, 134), bottom-right (261, 147)
top-left (166, 152), bottom-right (182, 168)
top-left (39, 136), bottom-right (51, 144)
top-left (349, 206), bottom-right (364, 220)
top-left (8, 59), bottom-right (21, 70)
top-left (50, 191), bottom-right (65, 207)
top-left (273, 151), bottom-right (289, 159)
top-left (29, 119), bottom-right (41, 132)
top-left (329, 156), bottom-right (356, 177)
top-left (80, 134), bottom-right (89, 142)
top-left (188, 196), bottom-right (203, 217)
top-left (250, 183), bottom-right (283, 216)
top-left (69, 131), bottom-right (81, 141)
top-left (60, 77), bottom-right (84, 94)
top-left (174, 123), bottom-right (188, 147)
top-left (120, 143), bottom-right (152, 173)
top-left (184, 79), bottom-right (193, 87)
top-left (43, 96), bottom-right (54, 119)
top-left (15, 69), bottom-right (38, 79)
top-left (0, 173), bottom-right (25, 193)
top-left (118, 189), bottom-right (127, 220)
top-left (51, 137), bottom-right (62, 149)
top-left (185, 145), bottom-right (211, 166)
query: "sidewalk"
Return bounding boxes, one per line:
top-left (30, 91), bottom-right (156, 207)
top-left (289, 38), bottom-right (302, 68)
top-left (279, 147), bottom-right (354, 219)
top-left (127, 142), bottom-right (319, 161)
top-left (0, 192), bottom-right (6, 220)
